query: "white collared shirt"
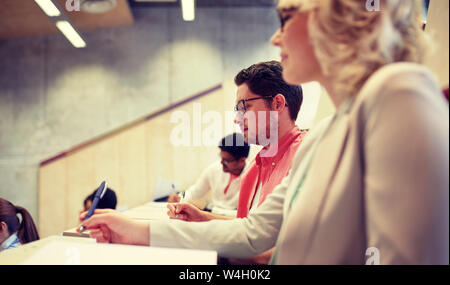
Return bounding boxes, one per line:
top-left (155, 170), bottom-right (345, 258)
top-left (182, 160), bottom-right (249, 217)
top-left (0, 233), bottom-right (21, 252)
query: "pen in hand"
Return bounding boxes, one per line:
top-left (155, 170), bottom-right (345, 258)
top-left (79, 181), bottom-right (107, 233)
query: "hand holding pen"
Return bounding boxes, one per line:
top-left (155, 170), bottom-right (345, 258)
top-left (79, 181), bottom-right (107, 233)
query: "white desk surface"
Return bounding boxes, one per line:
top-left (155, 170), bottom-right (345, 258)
top-left (0, 203), bottom-right (217, 265)
top-left (0, 235), bottom-right (217, 265)
top-left (122, 202), bottom-right (170, 221)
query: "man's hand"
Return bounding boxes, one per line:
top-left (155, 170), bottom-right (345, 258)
top-left (78, 209), bottom-right (149, 246)
top-left (167, 193), bottom-right (181, 203)
top-left (167, 203), bottom-right (211, 222)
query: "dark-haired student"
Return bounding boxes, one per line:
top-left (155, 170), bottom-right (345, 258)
top-left (82, 187), bottom-right (118, 213)
top-left (0, 198), bottom-right (39, 251)
top-left (168, 133), bottom-right (250, 217)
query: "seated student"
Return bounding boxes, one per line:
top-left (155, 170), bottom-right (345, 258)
top-left (82, 187), bottom-right (117, 212)
top-left (168, 133), bottom-right (250, 217)
top-left (0, 198), bottom-right (39, 251)
top-left (167, 61), bottom-right (306, 264)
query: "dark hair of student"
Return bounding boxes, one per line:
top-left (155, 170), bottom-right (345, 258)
top-left (84, 188), bottom-right (118, 210)
top-left (0, 198), bottom-right (40, 244)
top-left (234, 60), bottom-right (303, 121)
top-left (218, 133), bottom-right (250, 160)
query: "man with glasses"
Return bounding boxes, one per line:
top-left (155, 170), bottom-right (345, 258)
top-left (168, 61), bottom-right (307, 264)
top-left (170, 61), bottom-right (306, 220)
top-left (233, 61), bottom-right (307, 220)
top-left (168, 133), bottom-right (250, 218)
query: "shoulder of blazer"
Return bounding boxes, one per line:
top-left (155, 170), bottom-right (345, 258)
top-left (355, 62), bottom-right (440, 108)
top-left (288, 115), bottom-right (334, 172)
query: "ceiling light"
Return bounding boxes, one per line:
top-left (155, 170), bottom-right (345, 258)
top-left (55, 21), bottom-right (87, 48)
top-left (181, 0), bottom-right (195, 21)
top-left (34, 0), bottom-right (61, 17)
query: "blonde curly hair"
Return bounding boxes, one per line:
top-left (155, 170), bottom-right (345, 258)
top-left (278, 0), bottom-right (428, 96)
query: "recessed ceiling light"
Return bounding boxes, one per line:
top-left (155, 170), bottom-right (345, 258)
top-left (34, 0), bottom-right (61, 17)
top-left (181, 0), bottom-right (195, 21)
top-left (55, 21), bottom-right (87, 48)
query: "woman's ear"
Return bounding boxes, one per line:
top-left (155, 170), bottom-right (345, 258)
top-left (0, 221), bottom-right (7, 234)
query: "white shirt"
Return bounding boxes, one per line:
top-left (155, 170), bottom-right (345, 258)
top-left (248, 182), bottom-right (262, 215)
top-left (182, 160), bottom-right (248, 217)
top-left (0, 233), bottom-right (21, 252)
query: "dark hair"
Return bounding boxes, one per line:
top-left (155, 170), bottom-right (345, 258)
top-left (234, 61), bottom-right (303, 121)
top-left (84, 188), bottom-right (117, 210)
top-left (0, 198), bottom-right (40, 244)
top-left (218, 133), bottom-right (250, 160)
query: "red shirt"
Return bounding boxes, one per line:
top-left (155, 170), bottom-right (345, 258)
top-left (236, 126), bottom-right (307, 218)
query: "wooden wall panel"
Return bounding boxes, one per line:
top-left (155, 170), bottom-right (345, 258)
top-left (92, 136), bottom-right (120, 200)
top-left (65, 145), bottom-right (97, 230)
top-left (38, 159), bottom-right (67, 238)
top-left (117, 123), bottom-right (148, 210)
top-left (145, 115), bottom-right (175, 200)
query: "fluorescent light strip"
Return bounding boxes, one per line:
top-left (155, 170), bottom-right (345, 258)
top-left (181, 0), bottom-right (195, 21)
top-left (55, 21), bottom-right (87, 48)
top-left (34, 0), bottom-right (61, 17)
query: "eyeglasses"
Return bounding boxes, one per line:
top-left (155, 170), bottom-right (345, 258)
top-left (234, 95), bottom-right (276, 114)
top-left (278, 7), bottom-right (298, 31)
top-left (221, 157), bottom-right (236, 164)
top-left (277, 1), bottom-right (319, 31)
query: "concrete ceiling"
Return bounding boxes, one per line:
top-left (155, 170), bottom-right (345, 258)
top-left (0, 0), bottom-right (275, 40)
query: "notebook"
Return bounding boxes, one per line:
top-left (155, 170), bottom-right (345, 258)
top-left (62, 227), bottom-right (91, 238)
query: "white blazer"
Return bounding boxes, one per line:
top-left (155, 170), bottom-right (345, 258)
top-left (150, 63), bottom-right (449, 265)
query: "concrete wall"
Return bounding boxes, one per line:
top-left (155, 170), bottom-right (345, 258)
top-left (0, 7), bottom-right (280, 223)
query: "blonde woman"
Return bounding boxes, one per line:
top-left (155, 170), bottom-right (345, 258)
top-left (80, 0), bottom-right (448, 264)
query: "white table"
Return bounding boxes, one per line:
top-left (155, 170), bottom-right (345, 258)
top-left (0, 235), bottom-right (217, 265)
